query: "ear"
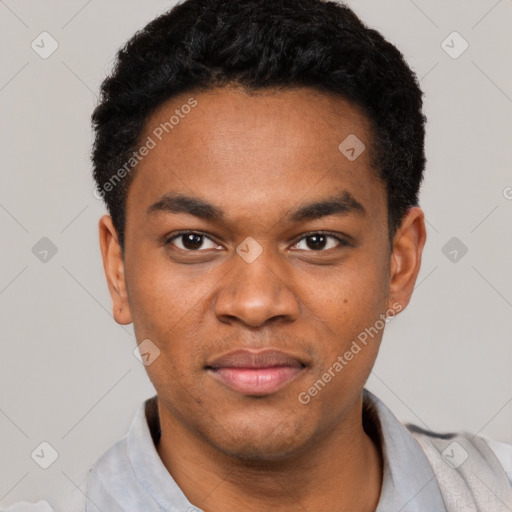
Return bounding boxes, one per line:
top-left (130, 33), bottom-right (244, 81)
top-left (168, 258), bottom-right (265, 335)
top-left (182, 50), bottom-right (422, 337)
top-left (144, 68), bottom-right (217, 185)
top-left (388, 207), bottom-right (427, 313)
top-left (98, 215), bottom-right (133, 325)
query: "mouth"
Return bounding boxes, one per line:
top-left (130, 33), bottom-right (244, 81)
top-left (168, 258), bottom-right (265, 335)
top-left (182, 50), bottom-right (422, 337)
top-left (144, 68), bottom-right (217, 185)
top-left (205, 349), bottom-right (307, 396)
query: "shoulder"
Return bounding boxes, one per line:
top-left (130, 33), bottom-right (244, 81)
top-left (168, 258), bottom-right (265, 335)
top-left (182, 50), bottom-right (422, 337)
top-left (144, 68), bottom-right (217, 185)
top-left (406, 423), bottom-right (512, 508)
top-left (484, 437), bottom-right (512, 486)
top-left (407, 423), bottom-right (512, 475)
top-left (85, 435), bottom-right (133, 495)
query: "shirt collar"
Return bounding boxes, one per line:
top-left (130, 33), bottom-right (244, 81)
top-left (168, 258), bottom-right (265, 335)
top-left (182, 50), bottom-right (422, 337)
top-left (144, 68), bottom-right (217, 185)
top-left (363, 389), bottom-right (446, 511)
top-left (124, 397), bottom-right (195, 511)
top-left (91, 389), bottom-right (446, 511)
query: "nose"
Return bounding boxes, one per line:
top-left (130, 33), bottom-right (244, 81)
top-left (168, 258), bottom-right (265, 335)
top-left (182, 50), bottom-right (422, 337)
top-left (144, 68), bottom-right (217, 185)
top-left (213, 244), bottom-right (300, 328)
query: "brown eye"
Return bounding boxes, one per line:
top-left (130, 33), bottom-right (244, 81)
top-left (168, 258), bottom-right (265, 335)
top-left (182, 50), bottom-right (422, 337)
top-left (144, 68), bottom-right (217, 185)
top-left (167, 232), bottom-right (221, 251)
top-left (293, 233), bottom-right (347, 251)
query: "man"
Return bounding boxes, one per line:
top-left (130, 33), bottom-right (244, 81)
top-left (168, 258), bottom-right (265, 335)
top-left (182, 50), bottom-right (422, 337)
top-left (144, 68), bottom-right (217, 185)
top-left (6, 0), bottom-right (511, 511)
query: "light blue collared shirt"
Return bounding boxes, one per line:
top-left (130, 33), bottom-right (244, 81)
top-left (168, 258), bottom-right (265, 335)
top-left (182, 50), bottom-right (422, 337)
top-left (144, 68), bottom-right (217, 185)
top-left (4, 389), bottom-right (512, 512)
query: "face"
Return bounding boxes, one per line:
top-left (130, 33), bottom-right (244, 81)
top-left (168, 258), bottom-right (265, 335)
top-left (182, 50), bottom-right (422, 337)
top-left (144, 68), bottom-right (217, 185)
top-left (100, 86), bottom-right (425, 461)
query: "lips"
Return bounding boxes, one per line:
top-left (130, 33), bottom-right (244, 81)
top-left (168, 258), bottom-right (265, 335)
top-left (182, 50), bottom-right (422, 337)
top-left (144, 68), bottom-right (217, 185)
top-left (206, 349), bottom-right (306, 396)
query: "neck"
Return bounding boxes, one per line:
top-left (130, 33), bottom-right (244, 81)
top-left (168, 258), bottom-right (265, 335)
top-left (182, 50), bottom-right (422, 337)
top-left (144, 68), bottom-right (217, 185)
top-left (156, 394), bottom-right (383, 512)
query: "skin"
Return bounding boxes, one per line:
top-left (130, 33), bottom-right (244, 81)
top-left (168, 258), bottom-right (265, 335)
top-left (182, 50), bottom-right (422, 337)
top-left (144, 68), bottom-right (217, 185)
top-left (99, 86), bottom-right (426, 512)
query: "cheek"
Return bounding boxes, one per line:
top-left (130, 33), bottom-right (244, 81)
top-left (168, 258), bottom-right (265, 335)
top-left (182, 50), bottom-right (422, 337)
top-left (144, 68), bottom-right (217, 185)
top-left (124, 251), bottom-right (212, 383)
top-left (297, 265), bottom-right (388, 421)
top-left (309, 256), bottom-right (389, 333)
top-left (125, 248), bottom-right (207, 338)
top-left (305, 251), bottom-right (390, 375)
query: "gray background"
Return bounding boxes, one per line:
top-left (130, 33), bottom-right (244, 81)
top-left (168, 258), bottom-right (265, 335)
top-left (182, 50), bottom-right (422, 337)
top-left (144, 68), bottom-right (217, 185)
top-left (1, 0), bottom-right (511, 508)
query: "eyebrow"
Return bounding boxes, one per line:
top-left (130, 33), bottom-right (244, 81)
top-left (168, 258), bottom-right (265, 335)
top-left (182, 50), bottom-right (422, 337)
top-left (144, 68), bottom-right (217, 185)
top-left (146, 191), bottom-right (365, 223)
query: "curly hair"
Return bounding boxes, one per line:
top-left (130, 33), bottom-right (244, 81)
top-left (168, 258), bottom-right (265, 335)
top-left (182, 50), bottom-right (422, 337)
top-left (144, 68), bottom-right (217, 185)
top-left (91, 0), bottom-right (426, 250)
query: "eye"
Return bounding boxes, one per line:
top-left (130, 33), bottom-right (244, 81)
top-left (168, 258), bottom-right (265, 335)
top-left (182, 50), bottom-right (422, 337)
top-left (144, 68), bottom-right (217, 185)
top-left (165, 231), bottom-right (222, 251)
top-left (292, 232), bottom-right (348, 251)
top-left (164, 231), bottom-right (349, 253)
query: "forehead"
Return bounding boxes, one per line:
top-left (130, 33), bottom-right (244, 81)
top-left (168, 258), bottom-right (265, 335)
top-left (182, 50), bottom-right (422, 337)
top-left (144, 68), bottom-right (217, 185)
top-left (126, 86), bottom-right (386, 228)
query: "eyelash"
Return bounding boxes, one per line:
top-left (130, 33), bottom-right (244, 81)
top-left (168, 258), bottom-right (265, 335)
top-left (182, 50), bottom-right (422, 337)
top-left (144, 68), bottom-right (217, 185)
top-left (164, 230), bottom-right (350, 252)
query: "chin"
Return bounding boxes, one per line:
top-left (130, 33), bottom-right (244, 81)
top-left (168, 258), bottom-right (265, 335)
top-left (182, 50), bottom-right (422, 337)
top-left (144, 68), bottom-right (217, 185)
top-left (214, 437), bottom-right (304, 463)
top-left (203, 413), bottom-right (315, 463)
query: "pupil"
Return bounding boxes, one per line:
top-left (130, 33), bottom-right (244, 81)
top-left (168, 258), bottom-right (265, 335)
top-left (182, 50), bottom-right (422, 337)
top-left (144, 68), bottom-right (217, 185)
top-left (307, 234), bottom-right (326, 250)
top-left (183, 233), bottom-right (203, 250)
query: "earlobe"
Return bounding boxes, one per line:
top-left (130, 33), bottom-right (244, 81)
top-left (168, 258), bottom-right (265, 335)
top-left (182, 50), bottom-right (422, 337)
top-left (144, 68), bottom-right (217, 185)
top-left (388, 207), bottom-right (427, 313)
top-left (98, 215), bottom-right (133, 325)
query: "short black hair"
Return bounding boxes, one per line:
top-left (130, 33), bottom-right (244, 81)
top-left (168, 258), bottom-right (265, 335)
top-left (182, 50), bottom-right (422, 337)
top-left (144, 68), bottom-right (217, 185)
top-left (92, 0), bottom-right (426, 250)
